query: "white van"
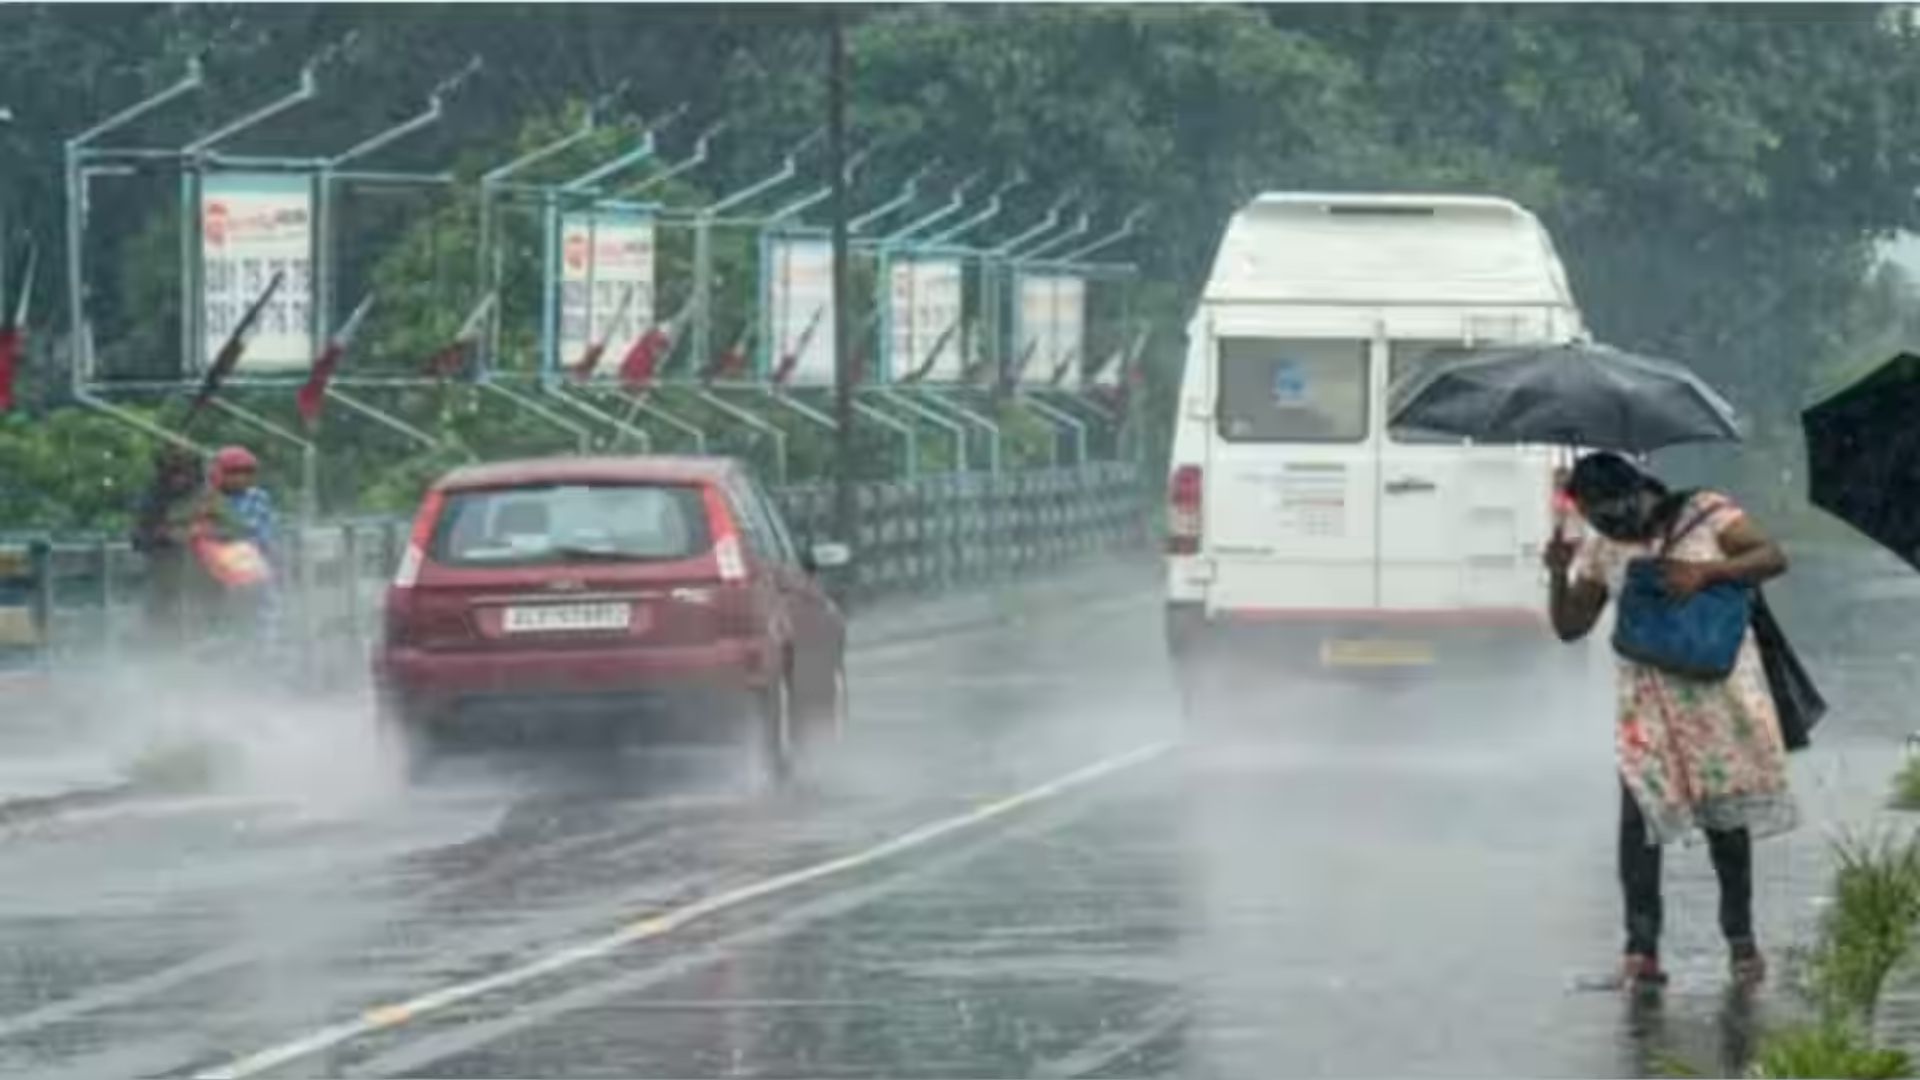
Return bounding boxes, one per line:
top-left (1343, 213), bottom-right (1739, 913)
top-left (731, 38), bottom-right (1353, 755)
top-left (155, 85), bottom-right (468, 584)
top-left (1164, 192), bottom-right (1586, 672)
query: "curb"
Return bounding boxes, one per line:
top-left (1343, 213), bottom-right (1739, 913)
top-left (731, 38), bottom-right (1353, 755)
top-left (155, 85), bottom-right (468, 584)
top-left (0, 781), bottom-right (142, 830)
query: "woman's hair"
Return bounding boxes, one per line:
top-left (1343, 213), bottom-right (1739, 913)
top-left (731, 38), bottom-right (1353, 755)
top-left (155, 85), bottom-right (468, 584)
top-left (1566, 451), bottom-right (1667, 505)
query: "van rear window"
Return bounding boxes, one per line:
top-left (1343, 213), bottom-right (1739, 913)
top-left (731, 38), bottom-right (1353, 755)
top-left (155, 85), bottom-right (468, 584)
top-left (430, 483), bottom-right (712, 567)
top-left (1216, 338), bottom-right (1369, 443)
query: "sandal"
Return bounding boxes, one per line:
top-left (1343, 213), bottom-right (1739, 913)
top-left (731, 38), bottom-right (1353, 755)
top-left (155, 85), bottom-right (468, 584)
top-left (1622, 952), bottom-right (1669, 989)
top-left (1730, 940), bottom-right (1766, 988)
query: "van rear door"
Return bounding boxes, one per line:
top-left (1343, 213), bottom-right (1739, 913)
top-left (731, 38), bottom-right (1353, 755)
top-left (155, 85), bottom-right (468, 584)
top-left (1378, 339), bottom-right (1553, 614)
top-left (1203, 333), bottom-right (1378, 614)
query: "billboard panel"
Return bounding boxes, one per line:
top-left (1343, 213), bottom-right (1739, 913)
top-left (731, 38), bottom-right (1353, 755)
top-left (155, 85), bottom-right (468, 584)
top-left (887, 256), bottom-right (964, 381)
top-left (767, 236), bottom-right (836, 385)
top-left (200, 173), bottom-right (314, 371)
top-left (1015, 272), bottom-right (1086, 387)
top-left (557, 210), bottom-right (656, 372)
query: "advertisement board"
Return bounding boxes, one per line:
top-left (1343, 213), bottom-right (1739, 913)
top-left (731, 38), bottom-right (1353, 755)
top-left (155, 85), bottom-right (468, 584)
top-left (887, 255), bottom-right (964, 381)
top-left (766, 235), bottom-right (837, 384)
top-left (200, 173), bottom-right (314, 370)
top-left (557, 210), bottom-right (656, 371)
top-left (1015, 272), bottom-right (1086, 387)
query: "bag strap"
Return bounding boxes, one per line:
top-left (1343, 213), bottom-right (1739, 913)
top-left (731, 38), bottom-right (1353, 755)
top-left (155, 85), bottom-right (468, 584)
top-left (1659, 490), bottom-right (1723, 556)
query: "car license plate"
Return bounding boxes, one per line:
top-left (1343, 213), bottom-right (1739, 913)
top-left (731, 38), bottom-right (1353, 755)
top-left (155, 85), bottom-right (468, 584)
top-left (1320, 639), bottom-right (1435, 668)
top-left (503, 602), bottom-right (632, 634)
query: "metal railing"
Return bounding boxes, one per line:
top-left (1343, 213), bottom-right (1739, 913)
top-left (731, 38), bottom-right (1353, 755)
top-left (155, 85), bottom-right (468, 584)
top-left (0, 461), bottom-right (1147, 679)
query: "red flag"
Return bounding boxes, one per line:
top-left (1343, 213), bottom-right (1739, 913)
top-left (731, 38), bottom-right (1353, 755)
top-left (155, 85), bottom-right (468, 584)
top-left (898, 319), bottom-right (960, 385)
top-left (296, 294), bottom-right (374, 428)
top-left (1047, 345), bottom-right (1082, 388)
top-left (1004, 336), bottom-right (1042, 388)
top-left (0, 245), bottom-right (30, 415)
top-left (189, 270), bottom-right (283, 418)
top-left (615, 301), bottom-right (699, 391)
top-left (425, 293), bottom-right (496, 379)
top-left (616, 324), bottom-right (672, 391)
top-left (568, 286), bottom-right (637, 382)
top-left (701, 322), bottom-right (756, 385)
top-left (0, 326), bottom-right (18, 416)
top-left (771, 305), bottom-right (828, 387)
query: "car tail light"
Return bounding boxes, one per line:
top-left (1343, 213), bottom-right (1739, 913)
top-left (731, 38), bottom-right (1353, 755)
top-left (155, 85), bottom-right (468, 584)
top-left (393, 488), bottom-right (445, 590)
top-left (1168, 465), bottom-right (1202, 555)
top-left (703, 485), bottom-right (748, 584)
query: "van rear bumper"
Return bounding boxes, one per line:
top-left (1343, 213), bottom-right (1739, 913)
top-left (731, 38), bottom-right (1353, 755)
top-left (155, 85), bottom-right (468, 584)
top-left (1165, 601), bottom-right (1557, 673)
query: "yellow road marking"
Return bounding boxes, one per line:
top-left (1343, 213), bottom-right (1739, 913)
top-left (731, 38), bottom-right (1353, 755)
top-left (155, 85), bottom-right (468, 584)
top-left (360, 1004), bottom-right (414, 1028)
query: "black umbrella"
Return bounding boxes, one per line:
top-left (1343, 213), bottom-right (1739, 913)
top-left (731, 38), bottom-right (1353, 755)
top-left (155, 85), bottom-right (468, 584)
top-left (1802, 351), bottom-right (1920, 570)
top-left (1388, 341), bottom-right (1741, 453)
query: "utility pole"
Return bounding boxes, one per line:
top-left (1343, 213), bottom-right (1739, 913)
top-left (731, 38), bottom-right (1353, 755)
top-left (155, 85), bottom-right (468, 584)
top-left (0, 105), bottom-right (13, 309)
top-left (828, 12), bottom-right (856, 547)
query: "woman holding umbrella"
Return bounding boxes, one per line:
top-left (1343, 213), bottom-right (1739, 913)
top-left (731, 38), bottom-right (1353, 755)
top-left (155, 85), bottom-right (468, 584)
top-left (1545, 451), bottom-right (1796, 990)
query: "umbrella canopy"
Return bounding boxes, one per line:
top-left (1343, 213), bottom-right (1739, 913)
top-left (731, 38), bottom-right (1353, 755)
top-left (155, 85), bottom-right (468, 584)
top-left (1802, 351), bottom-right (1920, 570)
top-left (1388, 341), bottom-right (1741, 453)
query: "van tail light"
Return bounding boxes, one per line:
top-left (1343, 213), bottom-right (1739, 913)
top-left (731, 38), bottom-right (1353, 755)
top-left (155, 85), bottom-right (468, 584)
top-left (1168, 465), bottom-right (1202, 555)
top-left (703, 485), bottom-right (748, 584)
top-left (393, 488), bottom-right (445, 590)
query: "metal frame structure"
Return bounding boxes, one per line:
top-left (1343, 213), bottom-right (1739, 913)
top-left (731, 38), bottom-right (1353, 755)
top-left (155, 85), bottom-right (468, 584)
top-left (61, 53), bottom-right (496, 520)
top-left (56, 61), bottom-right (1147, 527)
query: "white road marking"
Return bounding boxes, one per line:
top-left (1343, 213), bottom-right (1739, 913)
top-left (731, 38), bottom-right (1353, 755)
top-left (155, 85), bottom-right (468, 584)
top-left (192, 740), bottom-right (1174, 1079)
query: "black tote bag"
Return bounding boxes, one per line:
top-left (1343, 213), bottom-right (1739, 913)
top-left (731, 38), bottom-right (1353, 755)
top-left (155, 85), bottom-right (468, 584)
top-left (1752, 588), bottom-right (1826, 752)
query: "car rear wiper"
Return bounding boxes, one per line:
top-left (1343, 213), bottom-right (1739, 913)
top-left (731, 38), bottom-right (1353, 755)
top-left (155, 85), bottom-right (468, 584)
top-left (549, 544), bottom-right (640, 562)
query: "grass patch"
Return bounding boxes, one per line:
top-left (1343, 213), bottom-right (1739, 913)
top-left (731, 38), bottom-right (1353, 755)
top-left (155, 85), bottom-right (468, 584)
top-left (1893, 758), bottom-right (1920, 812)
top-left (1668, 831), bottom-right (1920, 1078)
top-left (1750, 1021), bottom-right (1912, 1079)
top-left (1808, 831), bottom-right (1920, 1021)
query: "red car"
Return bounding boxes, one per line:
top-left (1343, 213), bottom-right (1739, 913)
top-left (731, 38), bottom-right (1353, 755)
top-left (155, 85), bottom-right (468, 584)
top-left (372, 455), bottom-right (850, 779)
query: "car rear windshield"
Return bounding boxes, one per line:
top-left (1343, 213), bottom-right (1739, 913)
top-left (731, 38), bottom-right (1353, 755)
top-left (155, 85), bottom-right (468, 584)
top-left (430, 483), bottom-right (712, 567)
top-left (1216, 337), bottom-right (1369, 443)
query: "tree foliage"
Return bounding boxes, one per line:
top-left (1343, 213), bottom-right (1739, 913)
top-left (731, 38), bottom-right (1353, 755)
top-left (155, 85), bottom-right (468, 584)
top-left (5, 4), bottom-right (1920, 530)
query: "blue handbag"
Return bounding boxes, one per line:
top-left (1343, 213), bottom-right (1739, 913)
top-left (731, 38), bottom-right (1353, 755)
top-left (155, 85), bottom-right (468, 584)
top-left (1610, 502), bottom-right (1752, 680)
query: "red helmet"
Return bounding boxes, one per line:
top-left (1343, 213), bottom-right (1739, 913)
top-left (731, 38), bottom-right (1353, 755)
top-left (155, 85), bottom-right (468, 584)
top-left (211, 445), bottom-right (259, 487)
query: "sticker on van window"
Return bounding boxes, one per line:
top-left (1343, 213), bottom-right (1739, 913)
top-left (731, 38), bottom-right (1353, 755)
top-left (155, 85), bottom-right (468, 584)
top-left (1272, 359), bottom-right (1309, 406)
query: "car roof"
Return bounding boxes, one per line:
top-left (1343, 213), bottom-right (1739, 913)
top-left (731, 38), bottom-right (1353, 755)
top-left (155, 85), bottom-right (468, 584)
top-left (433, 455), bottom-right (743, 492)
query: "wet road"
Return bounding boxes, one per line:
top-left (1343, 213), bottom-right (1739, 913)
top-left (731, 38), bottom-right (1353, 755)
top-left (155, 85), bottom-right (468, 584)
top-left (0, 548), bottom-right (1914, 1079)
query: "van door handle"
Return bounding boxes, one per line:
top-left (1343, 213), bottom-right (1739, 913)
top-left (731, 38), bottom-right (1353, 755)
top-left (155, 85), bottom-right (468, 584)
top-left (1385, 477), bottom-right (1437, 495)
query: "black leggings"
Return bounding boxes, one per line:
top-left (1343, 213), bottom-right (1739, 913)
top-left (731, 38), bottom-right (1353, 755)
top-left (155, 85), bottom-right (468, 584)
top-left (1619, 782), bottom-right (1753, 958)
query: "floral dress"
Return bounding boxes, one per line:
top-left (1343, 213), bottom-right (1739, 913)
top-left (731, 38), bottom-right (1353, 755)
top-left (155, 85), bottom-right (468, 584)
top-left (1574, 491), bottom-right (1799, 845)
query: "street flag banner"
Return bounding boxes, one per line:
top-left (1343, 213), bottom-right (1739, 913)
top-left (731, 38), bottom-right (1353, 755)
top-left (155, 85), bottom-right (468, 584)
top-left (617, 302), bottom-right (693, 391)
top-left (772, 304), bottom-right (827, 387)
top-left (201, 173), bottom-right (315, 371)
top-left (899, 318), bottom-right (960, 385)
top-left (425, 293), bottom-right (496, 379)
top-left (1006, 336), bottom-right (1042, 388)
top-left (1015, 272), bottom-right (1087, 388)
top-left (296, 294), bottom-right (374, 428)
top-left (1047, 344), bottom-right (1083, 388)
top-left (189, 269), bottom-right (285, 418)
top-left (0, 243), bottom-right (36, 414)
top-left (1088, 324), bottom-right (1150, 387)
top-left (703, 322), bottom-right (756, 385)
top-left (569, 285), bottom-right (636, 381)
